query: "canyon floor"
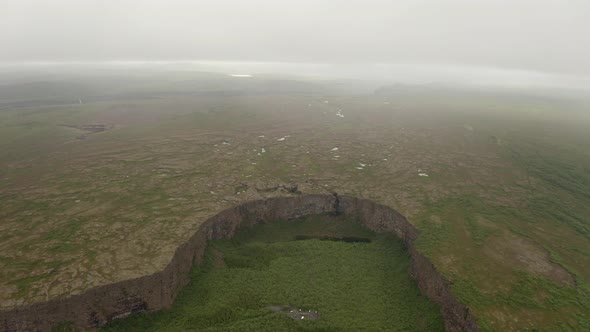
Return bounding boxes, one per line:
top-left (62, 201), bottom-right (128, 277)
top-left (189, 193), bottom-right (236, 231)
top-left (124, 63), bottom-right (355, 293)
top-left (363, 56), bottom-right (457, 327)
top-left (102, 214), bottom-right (445, 331)
top-left (0, 72), bottom-right (589, 330)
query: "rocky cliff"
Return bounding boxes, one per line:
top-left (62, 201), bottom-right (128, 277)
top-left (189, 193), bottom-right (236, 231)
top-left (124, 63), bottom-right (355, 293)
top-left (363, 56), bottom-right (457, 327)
top-left (0, 194), bottom-right (478, 331)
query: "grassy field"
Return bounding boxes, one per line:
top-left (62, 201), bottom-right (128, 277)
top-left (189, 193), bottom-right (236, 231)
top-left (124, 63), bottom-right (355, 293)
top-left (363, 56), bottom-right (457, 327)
top-left (102, 215), bottom-right (444, 331)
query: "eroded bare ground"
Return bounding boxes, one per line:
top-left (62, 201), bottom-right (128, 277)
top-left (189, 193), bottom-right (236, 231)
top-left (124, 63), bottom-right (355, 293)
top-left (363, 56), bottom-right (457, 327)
top-left (484, 231), bottom-right (574, 285)
top-left (0, 91), bottom-right (589, 330)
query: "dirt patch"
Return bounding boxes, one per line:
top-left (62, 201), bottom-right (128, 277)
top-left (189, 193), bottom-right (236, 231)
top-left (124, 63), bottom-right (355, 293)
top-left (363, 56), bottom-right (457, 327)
top-left (437, 254), bottom-right (460, 275)
top-left (484, 232), bottom-right (574, 285)
top-left (476, 216), bottom-right (498, 229)
top-left (430, 215), bottom-right (442, 224)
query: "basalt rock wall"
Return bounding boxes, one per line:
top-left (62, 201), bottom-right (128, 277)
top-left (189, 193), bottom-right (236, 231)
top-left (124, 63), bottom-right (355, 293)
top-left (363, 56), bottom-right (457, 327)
top-left (336, 196), bottom-right (479, 332)
top-left (0, 194), bottom-right (478, 331)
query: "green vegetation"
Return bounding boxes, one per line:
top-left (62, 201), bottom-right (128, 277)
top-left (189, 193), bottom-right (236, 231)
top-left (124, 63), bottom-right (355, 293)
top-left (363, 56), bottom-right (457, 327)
top-left (506, 138), bottom-right (590, 240)
top-left (414, 191), bottom-right (590, 330)
top-left (102, 215), bottom-right (444, 331)
top-left (412, 129), bottom-right (590, 330)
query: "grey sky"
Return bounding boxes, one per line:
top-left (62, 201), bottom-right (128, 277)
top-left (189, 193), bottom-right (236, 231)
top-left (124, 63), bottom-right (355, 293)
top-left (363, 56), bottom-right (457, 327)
top-left (1, 0), bottom-right (589, 77)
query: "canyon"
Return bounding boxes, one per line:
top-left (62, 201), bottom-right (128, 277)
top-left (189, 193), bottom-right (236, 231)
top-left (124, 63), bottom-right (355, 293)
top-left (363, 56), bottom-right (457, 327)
top-left (0, 194), bottom-right (479, 332)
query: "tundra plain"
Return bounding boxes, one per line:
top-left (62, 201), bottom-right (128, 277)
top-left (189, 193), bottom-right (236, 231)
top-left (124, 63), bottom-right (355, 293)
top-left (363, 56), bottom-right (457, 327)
top-left (1, 71), bottom-right (589, 330)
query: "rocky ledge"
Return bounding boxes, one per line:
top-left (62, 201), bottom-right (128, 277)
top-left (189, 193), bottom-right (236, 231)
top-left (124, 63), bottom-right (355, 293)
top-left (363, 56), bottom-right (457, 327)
top-left (0, 194), bottom-right (479, 331)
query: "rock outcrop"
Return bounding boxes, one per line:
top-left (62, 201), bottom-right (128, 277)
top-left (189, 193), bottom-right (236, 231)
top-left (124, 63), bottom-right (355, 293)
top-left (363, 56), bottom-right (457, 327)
top-left (0, 194), bottom-right (479, 331)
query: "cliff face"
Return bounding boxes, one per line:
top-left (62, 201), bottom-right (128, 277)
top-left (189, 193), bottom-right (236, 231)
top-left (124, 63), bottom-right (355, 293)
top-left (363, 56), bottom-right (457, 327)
top-left (0, 194), bottom-right (478, 332)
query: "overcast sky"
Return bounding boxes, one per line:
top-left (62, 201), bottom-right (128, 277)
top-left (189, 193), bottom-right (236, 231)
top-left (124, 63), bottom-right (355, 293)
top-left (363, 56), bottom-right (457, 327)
top-left (1, 0), bottom-right (589, 77)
